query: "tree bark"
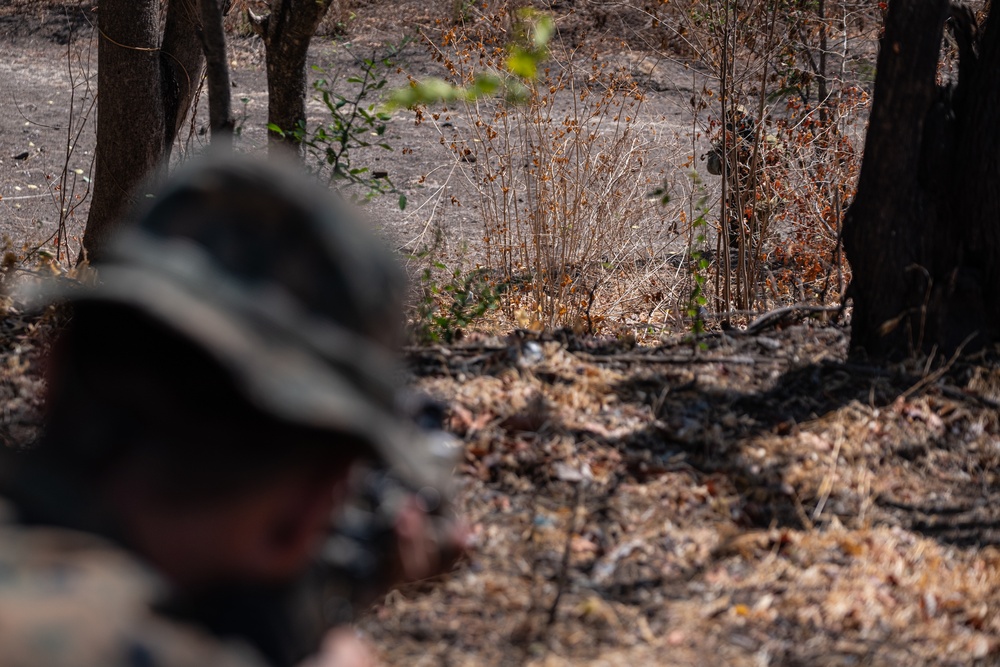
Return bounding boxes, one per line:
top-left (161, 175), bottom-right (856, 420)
top-left (161, 0), bottom-right (206, 152)
top-left (199, 0), bottom-right (234, 148)
top-left (83, 0), bottom-right (332, 256)
top-left (842, 0), bottom-right (1000, 358)
top-left (260, 0), bottom-right (335, 155)
top-left (83, 0), bottom-right (167, 261)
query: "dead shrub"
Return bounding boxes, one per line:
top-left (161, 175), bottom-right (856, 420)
top-left (424, 6), bottom-right (666, 333)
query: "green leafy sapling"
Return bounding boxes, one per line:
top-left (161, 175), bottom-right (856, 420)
top-left (385, 9), bottom-right (554, 110)
top-left (269, 43), bottom-right (409, 209)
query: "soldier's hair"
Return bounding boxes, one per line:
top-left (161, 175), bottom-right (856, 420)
top-left (38, 302), bottom-right (367, 504)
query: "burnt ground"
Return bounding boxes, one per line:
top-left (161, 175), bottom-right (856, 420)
top-left (3, 2), bottom-right (1000, 666)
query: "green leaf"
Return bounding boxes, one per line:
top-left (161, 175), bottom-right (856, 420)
top-left (386, 78), bottom-right (463, 109)
top-left (471, 73), bottom-right (501, 96)
top-left (506, 47), bottom-right (538, 80)
top-left (533, 15), bottom-right (555, 48)
top-left (419, 78), bottom-right (461, 101)
top-left (504, 80), bottom-right (531, 104)
top-left (398, 193), bottom-right (407, 210)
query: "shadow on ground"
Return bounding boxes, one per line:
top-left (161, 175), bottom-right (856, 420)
top-left (0, 2), bottom-right (93, 43)
top-left (607, 349), bottom-right (1000, 545)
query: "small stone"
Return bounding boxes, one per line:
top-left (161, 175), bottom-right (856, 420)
top-left (756, 336), bottom-right (781, 351)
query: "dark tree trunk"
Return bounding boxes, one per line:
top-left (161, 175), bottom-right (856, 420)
top-left (83, 0), bottom-right (167, 260)
top-left (82, 0), bottom-right (326, 257)
top-left (84, 0), bottom-right (205, 261)
top-left (199, 0), bottom-right (234, 147)
top-left (256, 0), bottom-right (335, 155)
top-left (842, 0), bottom-right (998, 358)
top-left (161, 0), bottom-right (206, 152)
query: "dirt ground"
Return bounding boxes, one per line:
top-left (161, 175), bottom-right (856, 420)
top-left (3, 2), bottom-right (1000, 666)
top-left (0, 0), bottom-right (701, 278)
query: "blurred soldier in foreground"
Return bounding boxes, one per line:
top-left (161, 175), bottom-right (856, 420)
top-left (0, 156), bottom-right (462, 667)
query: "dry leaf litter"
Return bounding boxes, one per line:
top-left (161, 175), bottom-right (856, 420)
top-left (2, 302), bottom-right (1000, 665)
top-left (368, 323), bottom-right (1000, 666)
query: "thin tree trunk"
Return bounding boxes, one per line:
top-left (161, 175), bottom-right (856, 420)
top-left (199, 0), bottom-right (234, 148)
top-left (161, 0), bottom-right (206, 153)
top-left (955, 9), bottom-right (1000, 279)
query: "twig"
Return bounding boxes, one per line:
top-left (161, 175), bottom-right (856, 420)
top-left (548, 480), bottom-right (585, 627)
top-left (574, 351), bottom-right (764, 365)
top-left (10, 91), bottom-right (61, 131)
top-left (744, 304), bottom-right (842, 335)
top-left (938, 384), bottom-right (1000, 411)
top-left (897, 332), bottom-right (976, 402)
top-left (811, 428), bottom-right (843, 522)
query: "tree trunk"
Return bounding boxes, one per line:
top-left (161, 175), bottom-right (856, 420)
top-left (842, 0), bottom-right (998, 358)
top-left (83, 0), bottom-right (205, 261)
top-left (83, 0), bottom-right (167, 260)
top-left (82, 0), bottom-right (328, 256)
top-left (199, 0), bottom-right (234, 147)
top-left (161, 0), bottom-right (206, 152)
top-left (259, 0), bottom-right (335, 155)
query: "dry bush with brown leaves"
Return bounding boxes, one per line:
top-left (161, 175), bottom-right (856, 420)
top-left (418, 3), bottom-right (671, 334)
top-left (661, 0), bottom-right (882, 320)
top-left (401, 0), bottom-right (888, 340)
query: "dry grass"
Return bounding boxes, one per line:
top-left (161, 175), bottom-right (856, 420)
top-left (420, 5), bottom-right (670, 333)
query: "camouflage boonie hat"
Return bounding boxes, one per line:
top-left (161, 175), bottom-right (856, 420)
top-left (56, 155), bottom-right (452, 490)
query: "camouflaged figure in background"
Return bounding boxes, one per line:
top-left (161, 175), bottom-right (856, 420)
top-left (702, 106), bottom-right (783, 251)
top-left (0, 155), bottom-right (458, 667)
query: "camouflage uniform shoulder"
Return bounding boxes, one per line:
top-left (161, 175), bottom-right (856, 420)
top-left (0, 502), bottom-right (269, 667)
